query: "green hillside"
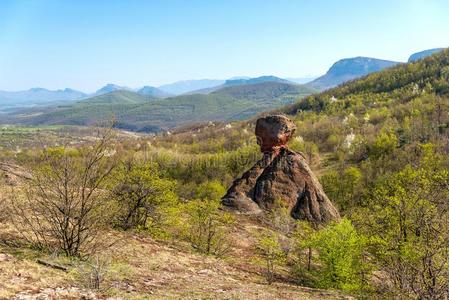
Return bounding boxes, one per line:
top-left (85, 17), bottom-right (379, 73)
top-left (78, 90), bottom-right (154, 105)
top-left (214, 81), bottom-right (314, 99)
top-left (135, 48), bottom-right (449, 298)
top-left (285, 48), bottom-right (449, 115)
top-left (10, 82), bottom-right (315, 131)
top-left (11, 90), bottom-right (155, 128)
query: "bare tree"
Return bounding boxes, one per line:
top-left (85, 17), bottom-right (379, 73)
top-left (11, 127), bottom-right (117, 257)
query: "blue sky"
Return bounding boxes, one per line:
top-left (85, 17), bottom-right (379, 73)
top-left (0, 0), bottom-right (448, 92)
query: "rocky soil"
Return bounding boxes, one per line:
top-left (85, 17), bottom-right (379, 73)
top-left (0, 217), bottom-right (351, 300)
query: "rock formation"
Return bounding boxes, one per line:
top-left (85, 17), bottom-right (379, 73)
top-left (222, 115), bottom-right (340, 225)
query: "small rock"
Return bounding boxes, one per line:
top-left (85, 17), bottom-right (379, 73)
top-left (0, 253), bottom-right (12, 262)
top-left (198, 269), bottom-right (213, 275)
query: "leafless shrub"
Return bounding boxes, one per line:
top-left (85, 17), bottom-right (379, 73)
top-left (73, 255), bottom-right (112, 290)
top-left (10, 127), bottom-right (118, 257)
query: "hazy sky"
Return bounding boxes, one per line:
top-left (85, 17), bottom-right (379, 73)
top-left (0, 0), bottom-right (448, 92)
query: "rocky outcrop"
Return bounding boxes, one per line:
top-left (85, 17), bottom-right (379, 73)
top-left (0, 162), bottom-right (32, 186)
top-left (222, 115), bottom-right (340, 225)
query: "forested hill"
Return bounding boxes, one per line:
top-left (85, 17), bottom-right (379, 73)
top-left (284, 48), bottom-right (449, 115)
top-left (77, 90), bottom-right (156, 105)
top-left (186, 76), bottom-right (295, 94)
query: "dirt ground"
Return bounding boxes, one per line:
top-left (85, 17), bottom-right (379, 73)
top-left (0, 214), bottom-right (352, 300)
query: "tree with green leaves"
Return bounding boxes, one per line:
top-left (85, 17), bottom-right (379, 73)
top-left (109, 160), bottom-right (178, 232)
top-left (369, 131), bottom-right (398, 160)
top-left (184, 198), bottom-right (235, 256)
top-left (321, 166), bottom-right (363, 212)
top-left (358, 144), bottom-right (449, 298)
top-left (292, 221), bottom-right (315, 273)
top-left (254, 231), bottom-right (286, 284)
top-left (300, 218), bottom-right (370, 294)
top-left (194, 180), bottom-right (226, 201)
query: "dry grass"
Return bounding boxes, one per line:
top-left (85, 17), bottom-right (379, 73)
top-left (0, 180), bottom-right (351, 299)
top-left (0, 219), bottom-right (352, 300)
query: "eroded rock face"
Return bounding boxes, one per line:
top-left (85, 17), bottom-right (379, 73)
top-left (222, 115), bottom-right (340, 225)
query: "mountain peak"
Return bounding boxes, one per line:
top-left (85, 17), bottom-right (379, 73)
top-left (408, 48), bottom-right (445, 62)
top-left (137, 86), bottom-right (172, 98)
top-left (225, 76), bottom-right (292, 86)
top-left (328, 57), bottom-right (399, 76)
top-left (95, 84), bottom-right (129, 95)
top-left (28, 87), bottom-right (49, 92)
top-left (307, 57), bottom-right (400, 91)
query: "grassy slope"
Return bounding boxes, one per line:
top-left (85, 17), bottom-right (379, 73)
top-left (0, 206), bottom-right (349, 299)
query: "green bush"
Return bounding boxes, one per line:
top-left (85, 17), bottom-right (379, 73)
top-left (301, 218), bottom-right (370, 294)
top-left (108, 160), bottom-right (178, 233)
top-left (254, 231), bottom-right (286, 284)
top-left (184, 198), bottom-right (235, 256)
top-left (194, 180), bottom-right (226, 201)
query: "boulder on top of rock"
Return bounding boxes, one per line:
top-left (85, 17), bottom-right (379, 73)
top-left (222, 114), bottom-right (340, 225)
top-left (255, 115), bottom-right (297, 153)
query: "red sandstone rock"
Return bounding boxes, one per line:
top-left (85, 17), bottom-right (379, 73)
top-left (255, 115), bottom-right (296, 153)
top-left (222, 115), bottom-right (340, 225)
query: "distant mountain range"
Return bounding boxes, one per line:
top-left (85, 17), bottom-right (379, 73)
top-left (1, 47), bottom-right (445, 125)
top-left (0, 77), bottom-right (299, 111)
top-left (94, 84), bottom-right (172, 98)
top-left (306, 48), bottom-right (446, 91)
top-left (190, 76), bottom-right (295, 94)
top-left (0, 88), bottom-right (87, 110)
top-left (7, 77), bottom-right (315, 131)
top-left (0, 84), bottom-right (170, 111)
top-left (158, 79), bottom-right (225, 95)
